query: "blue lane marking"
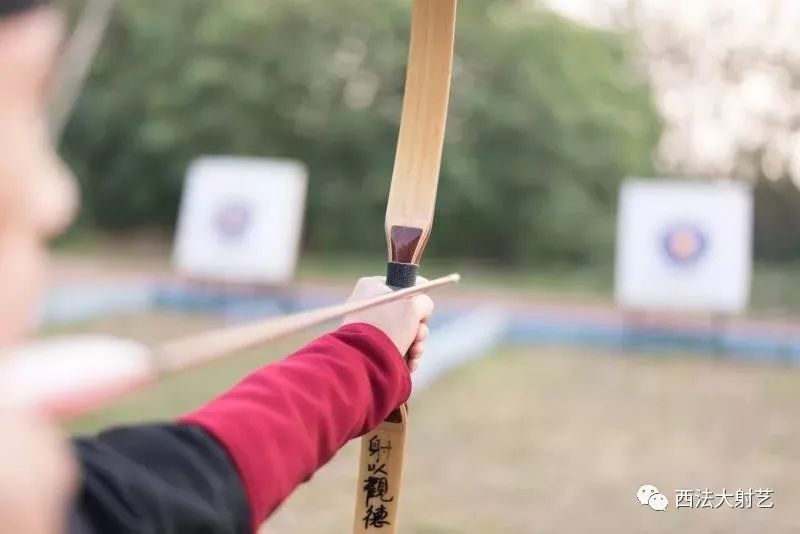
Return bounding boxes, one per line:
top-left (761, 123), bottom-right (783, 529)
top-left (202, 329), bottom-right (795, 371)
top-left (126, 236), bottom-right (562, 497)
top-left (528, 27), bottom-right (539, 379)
top-left (42, 282), bottom-right (800, 365)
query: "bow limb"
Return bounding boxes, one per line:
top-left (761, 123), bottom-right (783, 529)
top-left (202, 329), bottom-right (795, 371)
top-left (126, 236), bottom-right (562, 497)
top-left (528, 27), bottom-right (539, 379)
top-left (353, 1), bottom-right (458, 532)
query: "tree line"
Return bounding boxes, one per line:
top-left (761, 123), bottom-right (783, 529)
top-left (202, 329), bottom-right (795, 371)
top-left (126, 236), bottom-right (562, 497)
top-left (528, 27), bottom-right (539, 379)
top-left (62, 0), bottom-right (661, 266)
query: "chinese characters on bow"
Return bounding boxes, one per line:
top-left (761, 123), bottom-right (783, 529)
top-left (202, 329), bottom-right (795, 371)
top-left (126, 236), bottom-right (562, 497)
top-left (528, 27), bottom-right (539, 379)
top-left (361, 436), bottom-right (395, 529)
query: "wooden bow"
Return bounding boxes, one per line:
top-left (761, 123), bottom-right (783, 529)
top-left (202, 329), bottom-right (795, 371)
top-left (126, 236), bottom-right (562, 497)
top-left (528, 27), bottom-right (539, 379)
top-left (353, 1), bottom-right (458, 532)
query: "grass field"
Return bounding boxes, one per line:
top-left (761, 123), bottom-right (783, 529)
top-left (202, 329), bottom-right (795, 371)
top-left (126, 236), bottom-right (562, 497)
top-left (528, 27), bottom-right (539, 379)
top-left (52, 233), bottom-right (800, 317)
top-left (61, 313), bottom-right (800, 533)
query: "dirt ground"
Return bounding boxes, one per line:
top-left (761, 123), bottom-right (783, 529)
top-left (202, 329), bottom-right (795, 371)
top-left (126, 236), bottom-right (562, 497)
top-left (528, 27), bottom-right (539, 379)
top-left (265, 346), bottom-right (800, 534)
top-left (61, 312), bottom-right (800, 533)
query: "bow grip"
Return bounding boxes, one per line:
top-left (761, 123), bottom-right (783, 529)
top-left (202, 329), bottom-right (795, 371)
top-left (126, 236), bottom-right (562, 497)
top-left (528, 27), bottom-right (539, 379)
top-left (386, 261), bottom-right (418, 289)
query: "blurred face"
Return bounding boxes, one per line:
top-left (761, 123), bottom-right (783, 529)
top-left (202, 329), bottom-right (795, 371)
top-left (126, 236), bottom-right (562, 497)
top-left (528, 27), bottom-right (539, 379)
top-left (0, 12), bottom-right (79, 534)
top-left (0, 8), bottom-right (77, 348)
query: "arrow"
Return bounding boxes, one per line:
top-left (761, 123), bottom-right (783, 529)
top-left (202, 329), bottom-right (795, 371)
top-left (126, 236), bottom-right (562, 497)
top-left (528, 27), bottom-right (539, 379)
top-left (1, 273), bottom-right (460, 420)
top-left (157, 273), bottom-right (460, 371)
top-left (353, 1), bottom-right (458, 532)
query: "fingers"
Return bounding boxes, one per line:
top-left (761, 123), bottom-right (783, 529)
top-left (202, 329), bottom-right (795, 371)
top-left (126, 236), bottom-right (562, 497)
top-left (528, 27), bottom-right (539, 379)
top-left (414, 323), bottom-right (430, 344)
top-left (364, 276), bottom-right (394, 292)
top-left (412, 294), bottom-right (434, 322)
top-left (407, 344), bottom-right (423, 372)
top-left (349, 276), bottom-right (392, 300)
top-left (406, 322), bottom-right (429, 372)
top-left (345, 274), bottom-right (436, 369)
top-left (408, 340), bottom-right (424, 359)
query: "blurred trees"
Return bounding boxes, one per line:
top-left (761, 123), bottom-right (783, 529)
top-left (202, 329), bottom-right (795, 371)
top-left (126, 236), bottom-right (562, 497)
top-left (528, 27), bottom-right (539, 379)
top-left (62, 0), bottom-right (660, 265)
top-left (623, 0), bottom-right (800, 262)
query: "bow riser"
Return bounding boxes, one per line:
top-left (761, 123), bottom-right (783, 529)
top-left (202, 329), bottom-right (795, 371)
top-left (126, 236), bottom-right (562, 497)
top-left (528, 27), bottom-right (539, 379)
top-left (354, 1), bottom-right (457, 532)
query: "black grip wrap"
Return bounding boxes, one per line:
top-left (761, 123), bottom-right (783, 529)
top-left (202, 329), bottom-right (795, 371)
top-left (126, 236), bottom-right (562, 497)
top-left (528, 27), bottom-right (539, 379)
top-left (386, 261), bottom-right (418, 289)
top-left (0, 0), bottom-right (47, 17)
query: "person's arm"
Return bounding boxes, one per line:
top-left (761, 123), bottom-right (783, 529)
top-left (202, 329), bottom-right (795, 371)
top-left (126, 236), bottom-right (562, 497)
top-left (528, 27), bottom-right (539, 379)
top-left (70, 423), bottom-right (249, 534)
top-left (180, 322), bottom-right (410, 530)
top-left (69, 321), bottom-right (417, 533)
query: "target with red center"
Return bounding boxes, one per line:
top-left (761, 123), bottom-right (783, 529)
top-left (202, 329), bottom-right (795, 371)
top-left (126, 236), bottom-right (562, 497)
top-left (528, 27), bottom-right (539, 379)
top-left (661, 225), bottom-right (708, 265)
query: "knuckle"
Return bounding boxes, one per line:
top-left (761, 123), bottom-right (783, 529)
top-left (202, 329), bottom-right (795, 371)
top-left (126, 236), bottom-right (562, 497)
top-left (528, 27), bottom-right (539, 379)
top-left (355, 277), bottom-right (371, 289)
top-left (418, 295), bottom-right (434, 314)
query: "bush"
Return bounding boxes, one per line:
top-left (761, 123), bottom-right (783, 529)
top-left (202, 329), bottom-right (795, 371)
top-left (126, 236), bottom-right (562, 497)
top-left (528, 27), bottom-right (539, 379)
top-left (62, 0), bottom-right (661, 265)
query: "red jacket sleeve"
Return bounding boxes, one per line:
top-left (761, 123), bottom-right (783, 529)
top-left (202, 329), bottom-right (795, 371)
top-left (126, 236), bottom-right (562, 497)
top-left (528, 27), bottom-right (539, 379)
top-left (178, 323), bottom-right (411, 532)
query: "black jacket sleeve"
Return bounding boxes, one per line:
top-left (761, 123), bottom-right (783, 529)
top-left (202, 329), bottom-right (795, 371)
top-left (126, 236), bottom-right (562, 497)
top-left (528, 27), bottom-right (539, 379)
top-left (69, 424), bottom-right (251, 534)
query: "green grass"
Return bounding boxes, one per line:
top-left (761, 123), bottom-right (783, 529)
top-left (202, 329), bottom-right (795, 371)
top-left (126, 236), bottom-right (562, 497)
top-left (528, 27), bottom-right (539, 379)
top-left (299, 255), bottom-right (800, 321)
top-left (51, 231), bottom-right (800, 315)
top-left (52, 231), bottom-right (613, 298)
top-left (296, 254), bottom-right (614, 298)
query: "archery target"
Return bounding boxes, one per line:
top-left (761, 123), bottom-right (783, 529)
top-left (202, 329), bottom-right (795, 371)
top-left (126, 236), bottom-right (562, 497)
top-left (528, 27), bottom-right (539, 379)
top-left (615, 179), bottom-right (752, 313)
top-left (173, 157), bottom-right (307, 284)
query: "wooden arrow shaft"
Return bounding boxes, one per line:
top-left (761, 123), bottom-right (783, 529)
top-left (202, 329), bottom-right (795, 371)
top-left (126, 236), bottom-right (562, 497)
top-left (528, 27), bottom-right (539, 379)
top-left (157, 273), bottom-right (459, 372)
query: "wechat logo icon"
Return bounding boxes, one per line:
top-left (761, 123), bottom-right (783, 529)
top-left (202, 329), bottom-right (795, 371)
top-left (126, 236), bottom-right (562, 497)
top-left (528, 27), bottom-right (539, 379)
top-left (637, 484), bottom-right (669, 511)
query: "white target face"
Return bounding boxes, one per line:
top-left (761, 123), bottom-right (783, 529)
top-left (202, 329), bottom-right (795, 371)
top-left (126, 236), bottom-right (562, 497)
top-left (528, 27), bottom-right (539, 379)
top-left (615, 179), bottom-right (753, 313)
top-left (173, 157), bottom-right (307, 284)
